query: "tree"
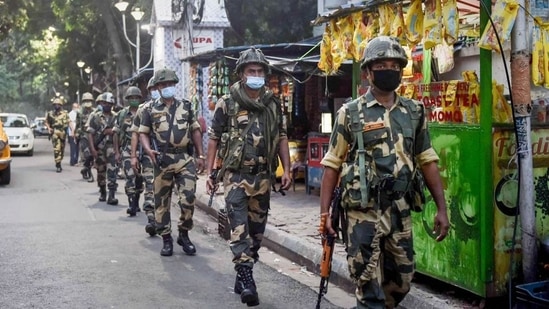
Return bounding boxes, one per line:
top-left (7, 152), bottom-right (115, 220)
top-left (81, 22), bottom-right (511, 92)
top-left (224, 0), bottom-right (317, 46)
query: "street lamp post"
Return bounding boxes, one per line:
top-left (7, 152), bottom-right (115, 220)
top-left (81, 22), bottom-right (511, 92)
top-left (115, 1), bottom-right (145, 74)
top-left (84, 66), bottom-right (93, 92)
top-left (76, 60), bottom-right (85, 104)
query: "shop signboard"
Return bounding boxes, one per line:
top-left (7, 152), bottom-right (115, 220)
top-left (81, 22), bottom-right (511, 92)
top-left (407, 81), bottom-right (549, 296)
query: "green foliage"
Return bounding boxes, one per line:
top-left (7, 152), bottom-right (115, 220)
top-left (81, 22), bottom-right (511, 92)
top-left (224, 0), bottom-right (317, 46)
top-left (0, 0), bottom-right (33, 40)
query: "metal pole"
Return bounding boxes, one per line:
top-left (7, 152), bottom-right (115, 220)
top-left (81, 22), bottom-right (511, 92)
top-left (136, 20), bottom-right (140, 74)
top-left (511, 0), bottom-right (537, 283)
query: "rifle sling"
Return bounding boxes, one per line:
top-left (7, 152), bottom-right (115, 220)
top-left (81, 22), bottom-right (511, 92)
top-left (159, 103), bottom-right (177, 157)
top-left (348, 100), bottom-right (369, 207)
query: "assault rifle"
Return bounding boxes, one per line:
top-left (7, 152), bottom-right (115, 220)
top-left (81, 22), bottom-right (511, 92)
top-left (316, 186), bottom-right (343, 309)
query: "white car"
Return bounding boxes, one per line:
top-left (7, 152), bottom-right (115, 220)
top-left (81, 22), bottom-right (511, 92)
top-left (0, 113), bottom-right (34, 156)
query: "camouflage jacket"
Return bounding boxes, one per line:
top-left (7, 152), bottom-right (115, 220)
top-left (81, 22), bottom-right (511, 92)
top-left (114, 106), bottom-right (138, 147)
top-left (208, 90), bottom-right (286, 168)
top-left (138, 98), bottom-right (200, 149)
top-left (130, 100), bottom-right (153, 133)
top-left (86, 110), bottom-right (117, 146)
top-left (321, 90), bottom-right (440, 185)
top-left (76, 107), bottom-right (95, 136)
top-left (45, 109), bottom-right (69, 131)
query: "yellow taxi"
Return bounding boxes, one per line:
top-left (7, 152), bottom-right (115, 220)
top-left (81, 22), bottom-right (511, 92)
top-left (0, 118), bottom-right (11, 185)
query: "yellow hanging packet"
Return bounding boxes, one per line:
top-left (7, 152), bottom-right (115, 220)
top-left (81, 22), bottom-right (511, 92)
top-left (478, 0), bottom-right (519, 52)
top-left (492, 82), bottom-right (513, 123)
top-left (543, 23), bottom-right (549, 88)
top-left (406, 0), bottom-right (424, 46)
top-left (391, 3), bottom-right (406, 41)
top-left (318, 23), bottom-right (334, 74)
top-left (442, 0), bottom-right (459, 44)
top-left (378, 4), bottom-right (395, 36)
top-left (338, 14), bottom-right (356, 61)
top-left (352, 11), bottom-right (369, 62)
top-left (532, 20), bottom-right (544, 86)
top-left (462, 71), bottom-right (481, 124)
top-left (423, 0), bottom-right (443, 50)
top-left (330, 19), bottom-right (345, 73)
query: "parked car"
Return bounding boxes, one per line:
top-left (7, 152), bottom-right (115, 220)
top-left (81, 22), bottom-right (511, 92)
top-left (0, 118), bottom-right (11, 185)
top-left (0, 113), bottom-right (34, 156)
top-left (32, 117), bottom-right (49, 137)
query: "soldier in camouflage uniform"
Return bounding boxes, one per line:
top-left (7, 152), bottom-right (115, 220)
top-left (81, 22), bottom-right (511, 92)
top-left (114, 86), bottom-right (144, 217)
top-left (45, 97), bottom-right (70, 173)
top-left (319, 36), bottom-right (450, 309)
top-left (139, 68), bottom-right (205, 256)
top-left (78, 92), bottom-right (96, 182)
top-left (131, 77), bottom-right (159, 236)
top-left (87, 92), bottom-right (119, 205)
top-left (205, 48), bottom-right (291, 307)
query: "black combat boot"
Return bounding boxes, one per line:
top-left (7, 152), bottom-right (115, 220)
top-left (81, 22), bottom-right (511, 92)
top-left (126, 196), bottom-right (136, 217)
top-left (160, 234), bottom-right (173, 256)
top-left (80, 168), bottom-right (89, 180)
top-left (134, 193), bottom-right (141, 212)
top-left (87, 168), bottom-right (94, 183)
top-left (107, 190), bottom-right (118, 205)
top-left (99, 186), bottom-right (107, 202)
top-left (145, 215), bottom-right (157, 236)
top-left (56, 162), bottom-right (62, 173)
top-left (176, 230), bottom-right (196, 255)
top-left (234, 266), bottom-right (259, 306)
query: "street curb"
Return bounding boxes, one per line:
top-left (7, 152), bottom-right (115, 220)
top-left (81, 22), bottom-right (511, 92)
top-left (194, 191), bottom-right (458, 309)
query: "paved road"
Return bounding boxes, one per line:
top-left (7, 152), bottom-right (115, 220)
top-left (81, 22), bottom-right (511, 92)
top-left (0, 138), bottom-right (345, 309)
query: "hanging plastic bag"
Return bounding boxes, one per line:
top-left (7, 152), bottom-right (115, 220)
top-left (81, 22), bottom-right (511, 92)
top-left (478, 0), bottom-right (519, 52)
top-left (433, 39), bottom-right (454, 74)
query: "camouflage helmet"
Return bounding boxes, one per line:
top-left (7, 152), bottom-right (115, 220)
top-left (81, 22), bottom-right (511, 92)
top-left (125, 86), bottom-right (142, 99)
top-left (81, 92), bottom-right (94, 102)
top-left (235, 47), bottom-right (270, 74)
top-left (52, 97), bottom-right (64, 105)
top-left (147, 77), bottom-right (156, 89)
top-left (360, 36), bottom-right (408, 70)
top-left (100, 92), bottom-right (116, 104)
top-left (154, 68), bottom-right (179, 84)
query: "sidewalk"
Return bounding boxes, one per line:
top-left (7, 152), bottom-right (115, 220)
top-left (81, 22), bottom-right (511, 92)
top-left (193, 176), bottom-right (469, 309)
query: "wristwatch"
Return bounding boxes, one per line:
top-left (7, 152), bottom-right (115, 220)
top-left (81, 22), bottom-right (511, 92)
top-left (198, 155), bottom-right (206, 159)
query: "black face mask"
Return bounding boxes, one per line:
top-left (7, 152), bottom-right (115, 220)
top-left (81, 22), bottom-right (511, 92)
top-left (371, 70), bottom-right (401, 92)
top-left (102, 105), bottom-right (112, 113)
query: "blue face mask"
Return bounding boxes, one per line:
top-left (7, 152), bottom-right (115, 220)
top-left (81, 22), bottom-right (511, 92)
top-left (150, 90), bottom-right (160, 100)
top-left (245, 76), bottom-right (265, 90)
top-left (96, 104), bottom-right (103, 112)
top-left (160, 86), bottom-right (176, 99)
top-left (102, 104), bottom-right (112, 113)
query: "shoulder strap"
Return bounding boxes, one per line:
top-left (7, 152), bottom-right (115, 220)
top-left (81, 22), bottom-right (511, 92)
top-left (161, 103), bottom-right (177, 155)
top-left (347, 100), bottom-right (369, 207)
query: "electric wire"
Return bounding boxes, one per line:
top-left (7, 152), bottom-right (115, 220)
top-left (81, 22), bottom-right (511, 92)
top-left (478, 1), bottom-right (521, 308)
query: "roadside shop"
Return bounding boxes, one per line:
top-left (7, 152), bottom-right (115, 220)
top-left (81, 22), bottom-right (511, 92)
top-left (313, 0), bottom-right (549, 300)
top-left (183, 40), bottom-right (354, 183)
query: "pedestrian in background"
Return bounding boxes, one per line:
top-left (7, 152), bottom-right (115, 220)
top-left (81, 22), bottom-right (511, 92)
top-left (114, 86), bottom-right (144, 217)
top-left (87, 92), bottom-right (119, 205)
top-left (319, 36), bottom-right (450, 309)
top-left (205, 47), bottom-right (291, 307)
top-left (139, 68), bottom-right (205, 257)
top-left (78, 92), bottom-right (97, 182)
top-left (130, 77), bottom-right (159, 236)
top-left (68, 102), bottom-right (80, 166)
top-left (45, 97), bottom-right (70, 173)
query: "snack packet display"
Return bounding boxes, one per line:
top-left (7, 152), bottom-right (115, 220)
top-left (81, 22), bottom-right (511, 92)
top-left (532, 20), bottom-right (544, 86)
top-left (391, 3), bottom-right (406, 41)
top-left (330, 19), bottom-right (346, 73)
top-left (352, 11), bottom-right (369, 62)
top-left (423, 0), bottom-right (443, 49)
top-left (406, 0), bottom-right (424, 46)
top-left (492, 81), bottom-right (513, 123)
top-left (318, 23), bottom-right (334, 74)
top-left (478, 0), bottom-right (519, 52)
top-left (462, 71), bottom-right (481, 124)
top-left (442, 0), bottom-right (459, 44)
top-left (378, 4), bottom-right (395, 36)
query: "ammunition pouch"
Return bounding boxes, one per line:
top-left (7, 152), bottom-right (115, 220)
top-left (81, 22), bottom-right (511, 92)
top-left (223, 137), bottom-right (245, 171)
top-left (238, 164), bottom-right (268, 174)
top-left (340, 162), bottom-right (372, 210)
top-left (371, 174), bottom-right (409, 201)
top-left (165, 146), bottom-right (188, 154)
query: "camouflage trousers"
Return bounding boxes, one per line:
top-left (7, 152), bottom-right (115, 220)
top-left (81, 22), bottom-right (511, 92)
top-left (153, 152), bottom-right (196, 236)
top-left (95, 142), bottom-right (118, 191)
top-left (140, 153), bottom-right (155, 216)
top-left (345, 198), bottom-right (414, 309)
top-left (120, 145), bottom-right (143, 196)
top-left (51, 129), bottom-right (66, 164)
top-left (222, 170), bottom-right (271, 269)
top-left (79, 135), bottom-right (92, 168)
